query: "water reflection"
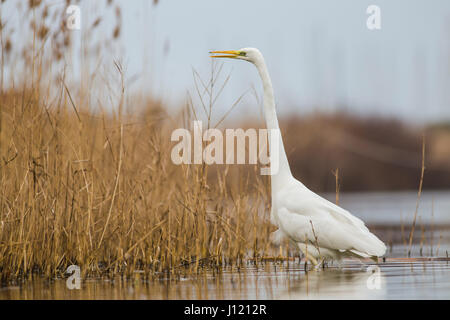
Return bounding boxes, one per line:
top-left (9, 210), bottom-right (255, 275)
top-left (277, 265), bottom-right (387, 299)
top-left (1, 260), bottom-right (449, 299)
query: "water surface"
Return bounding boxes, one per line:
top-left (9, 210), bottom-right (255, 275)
top-left (1, 260), bottom-right (449, 299)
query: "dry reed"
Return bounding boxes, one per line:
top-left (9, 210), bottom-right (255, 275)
top-left (0, 1), bottom-right (274, 285)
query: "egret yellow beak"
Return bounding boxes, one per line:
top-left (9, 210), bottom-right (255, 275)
top-left (210, 50), bottom-right (241, 58)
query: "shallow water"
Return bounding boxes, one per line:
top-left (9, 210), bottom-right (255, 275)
top-left (1, 260), bottom-right (449, 299)
top-left (1, 190), bottom-right (449, 300)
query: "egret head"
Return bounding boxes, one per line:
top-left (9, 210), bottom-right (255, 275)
top-left (210, 47), bottom-right (262, 64)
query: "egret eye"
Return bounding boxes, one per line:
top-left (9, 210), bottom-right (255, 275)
top-left (238, 51), bottom-right (246, 56)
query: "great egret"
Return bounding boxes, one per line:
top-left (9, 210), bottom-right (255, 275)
top-left (210, 48), bottom-right (386, 266)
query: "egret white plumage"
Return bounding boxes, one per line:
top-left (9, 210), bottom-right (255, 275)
top-left (210, 48), bottom-right (386, 266)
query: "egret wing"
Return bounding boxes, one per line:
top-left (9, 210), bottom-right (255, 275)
top-left (275, 184), bottom-right (386, 256)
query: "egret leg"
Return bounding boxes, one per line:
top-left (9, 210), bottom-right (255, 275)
top-left (298, 243), bottom-right (320, 268)
top-left (305, 254), bottom-right (318, 266)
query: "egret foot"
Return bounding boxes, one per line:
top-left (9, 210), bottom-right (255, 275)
top-left (313, 258), bottom-right (325, 271)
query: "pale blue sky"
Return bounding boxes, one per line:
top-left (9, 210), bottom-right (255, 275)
top-left (5, 0), bottom-right (450, 123)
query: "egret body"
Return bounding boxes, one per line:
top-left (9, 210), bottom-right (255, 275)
top-left (210, 48), bottom-right (386, 265)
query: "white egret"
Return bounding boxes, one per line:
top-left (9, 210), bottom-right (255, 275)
top-left (210, 48), bottom-right (386, 266)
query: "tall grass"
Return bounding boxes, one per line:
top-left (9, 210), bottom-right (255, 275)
top-left (0, 0), bottom-right (275, 284)
top-left (0, 68), bottom-right (277, 284)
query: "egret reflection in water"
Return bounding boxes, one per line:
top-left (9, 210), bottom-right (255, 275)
top-left (278, 265), bottom-right (387, 299)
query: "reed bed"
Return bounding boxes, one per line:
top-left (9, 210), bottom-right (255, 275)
top-left (0, 84), bottom-right (277, 284)
top-left (0, 0), bottom-right (279, 285)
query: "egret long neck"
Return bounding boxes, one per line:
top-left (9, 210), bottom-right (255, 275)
top-left (254, 58), bottom-right (292, 190)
